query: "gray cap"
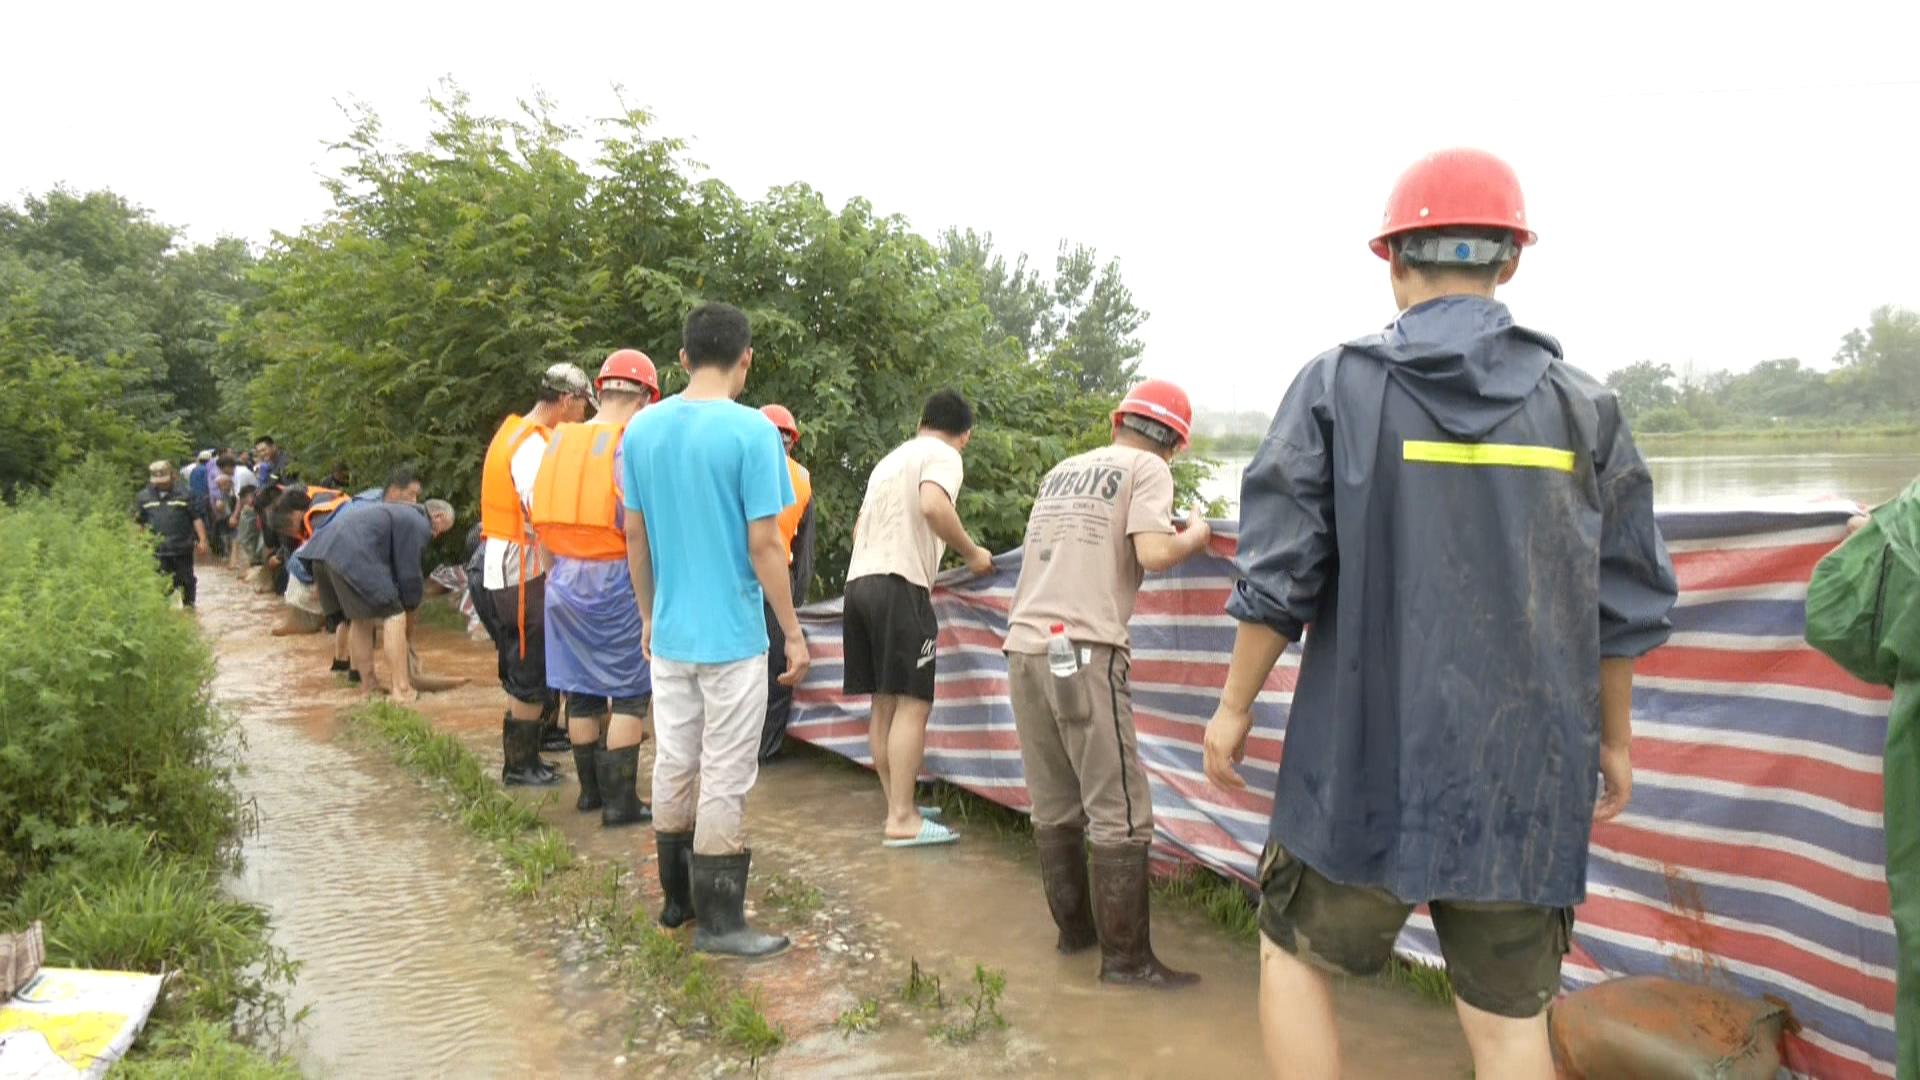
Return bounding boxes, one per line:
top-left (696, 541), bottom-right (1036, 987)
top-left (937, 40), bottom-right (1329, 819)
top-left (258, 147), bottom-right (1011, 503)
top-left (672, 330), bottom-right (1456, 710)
top-left (542, 362), bottom-right (596, 407)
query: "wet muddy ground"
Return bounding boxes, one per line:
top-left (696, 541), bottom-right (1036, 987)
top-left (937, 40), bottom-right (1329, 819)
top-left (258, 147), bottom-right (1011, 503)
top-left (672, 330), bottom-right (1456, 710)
top-left (202, 565), bottom-right (1472, 1077)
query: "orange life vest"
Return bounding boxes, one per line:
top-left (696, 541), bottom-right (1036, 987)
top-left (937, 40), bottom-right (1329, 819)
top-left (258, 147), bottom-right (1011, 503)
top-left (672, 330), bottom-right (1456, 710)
top-left (480, 414), bottom-right (552, 659)
top-left (775, 457), bottom-right (812, 563)
top-left (530, 421), bottom-right (628, 561)
top-left (480, 414), bottom-right (549, 543)
top-left (301, 488), bottom-right (351, 542)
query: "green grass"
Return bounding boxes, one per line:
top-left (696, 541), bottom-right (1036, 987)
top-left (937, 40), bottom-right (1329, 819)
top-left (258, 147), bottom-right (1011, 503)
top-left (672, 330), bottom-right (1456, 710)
top-left (834, 997), bottom-right (881, 1037)
top-left (762, 871), bottom-right (824, 918)
top-left (347, 702), bottom-right (784, 1063)
top-left (112, 1020), bottom-right (303, 1080)
top-left (413, 595), bottom-right (470, 633)
top-left (930, 965), bottom-right (1009, 1045)
top-left (900, 957), bottom-right (947, 1010)
top-left (0, 496), bottom-right (300, 1073)
top-left (1638, 422), bottom-right (1919, 444)
top-left (570, 867), bottom-right (787, 1062)
top-left (345, 701), bottom-right (571, 894)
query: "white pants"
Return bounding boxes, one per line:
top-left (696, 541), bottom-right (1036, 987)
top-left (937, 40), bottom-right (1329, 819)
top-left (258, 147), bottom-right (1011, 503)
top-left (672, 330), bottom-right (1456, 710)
top-left (651, 655), bottom-right (767, 855)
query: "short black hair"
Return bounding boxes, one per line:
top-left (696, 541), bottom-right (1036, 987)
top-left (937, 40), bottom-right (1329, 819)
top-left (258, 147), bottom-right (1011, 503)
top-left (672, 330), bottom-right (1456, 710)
top-left (919, 390), bottom-right (974, 436)
top-left (254, 436), bottom-right (275, 447)
top-left (385, 464), bottom-right (420, 492)
top-left (683, 303), bottom-right (752, 371)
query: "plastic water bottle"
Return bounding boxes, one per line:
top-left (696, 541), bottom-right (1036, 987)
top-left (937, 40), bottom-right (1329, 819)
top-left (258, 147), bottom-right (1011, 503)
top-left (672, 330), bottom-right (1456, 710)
top-left (1045, 623), bottom-right (1093, 723)
top-left (1047, 624), bottom-right (1078, 678)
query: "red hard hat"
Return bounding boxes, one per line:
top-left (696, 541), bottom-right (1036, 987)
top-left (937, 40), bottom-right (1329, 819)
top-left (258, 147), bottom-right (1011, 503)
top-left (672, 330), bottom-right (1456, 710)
top-left (1369, 148), bottom-right (1537, 261)
top-left (1112, 379), bottom-right (1193, 448)
top-left (760, 404), bottom-right (799, 445)
top-left (597, 349), bottom-right (660, 402)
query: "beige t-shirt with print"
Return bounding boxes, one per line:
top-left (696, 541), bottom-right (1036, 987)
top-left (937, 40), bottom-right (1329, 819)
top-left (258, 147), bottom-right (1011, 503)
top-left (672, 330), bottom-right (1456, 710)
top-left (846, 434), bottom-right (966, 590)
top-left (1004, 445), bottom-right (1175, 653)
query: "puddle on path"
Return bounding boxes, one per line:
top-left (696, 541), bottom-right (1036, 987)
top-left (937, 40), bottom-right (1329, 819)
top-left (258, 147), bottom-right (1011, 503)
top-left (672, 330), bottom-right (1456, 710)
top-left (205, 562), bottom-right (1472, 1078)
top-left (201, 569), bottom-right (631, 1078)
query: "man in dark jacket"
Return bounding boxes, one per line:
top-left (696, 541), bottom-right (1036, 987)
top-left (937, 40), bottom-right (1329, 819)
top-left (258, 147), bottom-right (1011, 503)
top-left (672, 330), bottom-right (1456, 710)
top-left (135, 460), bottom-right (209, 607)
top-left (1202, 149), bottom-right (1678, 1080)
top-left (304, 498), bottom-right (454, 702)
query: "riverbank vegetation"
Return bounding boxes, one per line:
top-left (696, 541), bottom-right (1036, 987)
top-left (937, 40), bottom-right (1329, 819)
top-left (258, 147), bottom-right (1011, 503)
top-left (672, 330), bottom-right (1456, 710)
top-left (0, 87), bottom-right (1206, 594)
top-left (1607, 306), bottom-right (1919, 435)
top-left (0, 491), bottom-right (296, 1075)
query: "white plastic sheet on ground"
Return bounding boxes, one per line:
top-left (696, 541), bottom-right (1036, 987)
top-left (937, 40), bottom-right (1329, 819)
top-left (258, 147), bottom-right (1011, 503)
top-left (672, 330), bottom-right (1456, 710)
top-left (0, 968), bottom-right (163, 1079)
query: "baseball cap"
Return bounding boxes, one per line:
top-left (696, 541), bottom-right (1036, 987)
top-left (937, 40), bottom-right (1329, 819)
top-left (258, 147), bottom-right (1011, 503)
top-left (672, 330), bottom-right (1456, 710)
top-left (197, 449), bottom-right (215, 461)
top-left (542, 363), bottom-right (596, 407)
top-left (148, 460), bottom-right (172, 479)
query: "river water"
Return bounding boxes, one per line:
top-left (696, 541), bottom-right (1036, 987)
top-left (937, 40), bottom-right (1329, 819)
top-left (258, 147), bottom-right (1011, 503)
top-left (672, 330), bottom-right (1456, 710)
top-left (1200, 437), bottom-right (1919, 512)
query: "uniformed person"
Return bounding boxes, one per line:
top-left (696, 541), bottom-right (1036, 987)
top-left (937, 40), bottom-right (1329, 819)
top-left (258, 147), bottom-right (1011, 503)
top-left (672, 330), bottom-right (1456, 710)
top-left (135, 460), bottom-right (209, 607)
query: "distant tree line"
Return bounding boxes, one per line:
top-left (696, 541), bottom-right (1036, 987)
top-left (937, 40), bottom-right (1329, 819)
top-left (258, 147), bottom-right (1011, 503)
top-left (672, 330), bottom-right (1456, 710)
top-left (0, 87), bottom-right (1177, 592)
top-left (1606, 306), bottom-right (1920, 433)
top-left (0, 190), bottom-right (259, 497)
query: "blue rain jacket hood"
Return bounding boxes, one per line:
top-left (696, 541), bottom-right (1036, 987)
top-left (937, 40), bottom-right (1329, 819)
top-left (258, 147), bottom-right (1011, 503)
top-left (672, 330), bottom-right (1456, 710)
top-left (1229, 296), bottom-right (1678, 906)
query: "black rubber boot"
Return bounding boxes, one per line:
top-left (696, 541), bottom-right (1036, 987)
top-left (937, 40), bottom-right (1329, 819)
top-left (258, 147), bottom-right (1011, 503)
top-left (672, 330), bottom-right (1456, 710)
top-left (1035, 826), bottom-right (1099, 954)
top-left (572, 744), bottom-right (601, 811)
top-left (501, 714), bottom-right (561, 787)
top-left (596, 744), bottom-right (652, 827)
top-left (330, 658), bottom-right (351, 674)
top-left (655, 830), bottom-right (695, 929)
top-left (691, 850), bottom-right (789, 959)
top-left (539, 695), bottom-right (571, 753)
top-left (1090, 842), bottom-right (1198, 989)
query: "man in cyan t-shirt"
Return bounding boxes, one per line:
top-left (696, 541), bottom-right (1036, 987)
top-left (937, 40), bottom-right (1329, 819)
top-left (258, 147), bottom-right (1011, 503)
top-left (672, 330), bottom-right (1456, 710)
top-left (620, 302), bottom-right (808, 960)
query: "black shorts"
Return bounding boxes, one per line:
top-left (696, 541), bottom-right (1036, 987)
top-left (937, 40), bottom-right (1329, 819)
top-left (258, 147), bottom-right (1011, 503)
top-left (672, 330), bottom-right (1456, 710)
top-left (478, 577), bottom-right (549, 705)
top-left (1257, 843), bottom-right (1572, 1019)
top-left (564, 692), bottom-right (650, 719)
top-left (842, 574), bottom-right (938, 702)
top-left (313, 563), bottom-right (405, 622)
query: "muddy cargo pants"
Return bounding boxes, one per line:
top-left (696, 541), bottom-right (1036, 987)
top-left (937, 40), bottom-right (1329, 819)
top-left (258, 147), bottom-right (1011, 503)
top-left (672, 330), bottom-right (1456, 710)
top-left (651, 655), bottom-right (767, 856)
top-left (1007, 645), bottom-right (1154, 846)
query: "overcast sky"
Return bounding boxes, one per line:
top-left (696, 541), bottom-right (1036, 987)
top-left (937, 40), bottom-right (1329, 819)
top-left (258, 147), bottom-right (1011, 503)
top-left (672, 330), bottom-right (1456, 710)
top-left (6, 1), bottom-right (1917, 409)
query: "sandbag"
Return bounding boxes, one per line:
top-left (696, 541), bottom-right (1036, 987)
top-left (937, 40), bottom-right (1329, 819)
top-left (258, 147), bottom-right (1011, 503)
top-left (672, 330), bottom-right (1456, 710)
top-left (1550, 975), bottom-right (1790, 1080)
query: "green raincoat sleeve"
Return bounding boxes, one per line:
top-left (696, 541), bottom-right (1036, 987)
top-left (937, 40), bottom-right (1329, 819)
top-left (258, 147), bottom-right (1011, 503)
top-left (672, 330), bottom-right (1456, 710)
top-left (1805, 480), bottom-right (1920, 1080)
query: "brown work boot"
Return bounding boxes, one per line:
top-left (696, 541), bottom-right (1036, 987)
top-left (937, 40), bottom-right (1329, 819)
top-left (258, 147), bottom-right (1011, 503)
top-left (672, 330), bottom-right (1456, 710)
top-left (1090, 842), bottom-right (1199, 989)
top-left (1035, 826), bottom-right (1098, 954)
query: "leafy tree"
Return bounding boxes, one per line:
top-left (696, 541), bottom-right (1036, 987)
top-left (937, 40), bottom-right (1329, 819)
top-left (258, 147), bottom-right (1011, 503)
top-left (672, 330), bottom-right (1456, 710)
top-left (234, 91), bottom-right (1117, 592)
top-left (1603, 360), bottom-right (1679, 423)
top-left (0, 187), bottom-right (257, 491)
top-left (940, 230), bottom-right (1148, 396)
top-left (1715, 358), bottom-right (1833, 420)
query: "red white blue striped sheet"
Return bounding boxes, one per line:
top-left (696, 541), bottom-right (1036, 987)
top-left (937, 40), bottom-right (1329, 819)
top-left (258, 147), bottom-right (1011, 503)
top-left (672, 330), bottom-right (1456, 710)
top-left (789, 503), bottom-right (1895, 1078)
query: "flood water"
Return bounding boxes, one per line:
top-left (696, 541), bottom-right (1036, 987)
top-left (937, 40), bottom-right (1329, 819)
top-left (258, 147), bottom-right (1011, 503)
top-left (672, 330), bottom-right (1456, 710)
top-left (1201, 437), bottom-right (1918, 512)
top-left (204, 562), bottom-right (1472, 1077)
top-left (203, 571), bottom-right (630, 1078)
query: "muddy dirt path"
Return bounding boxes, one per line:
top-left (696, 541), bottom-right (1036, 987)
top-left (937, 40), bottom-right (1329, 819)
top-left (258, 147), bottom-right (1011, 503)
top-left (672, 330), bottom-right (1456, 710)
top-left (203, 570), bottom-right (632, 1078)
top-left (207, 563), bottom-right (1472, 1078)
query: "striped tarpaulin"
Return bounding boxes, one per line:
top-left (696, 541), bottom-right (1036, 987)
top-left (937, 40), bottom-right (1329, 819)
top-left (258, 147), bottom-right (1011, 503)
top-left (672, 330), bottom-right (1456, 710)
top-left (789, 504), bottom-right (1897, 1078)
